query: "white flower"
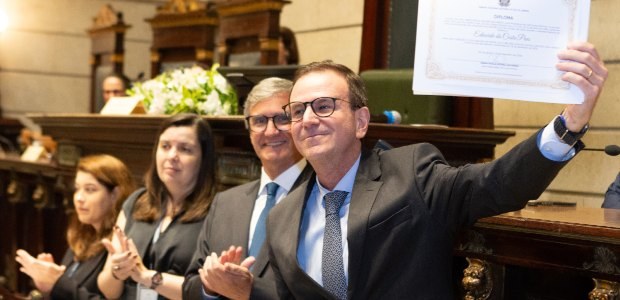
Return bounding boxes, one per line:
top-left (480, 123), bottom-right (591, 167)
top-left (213, 73), bottom-right (229, 92)
top-left (128, 64), bottom-right (237, 115)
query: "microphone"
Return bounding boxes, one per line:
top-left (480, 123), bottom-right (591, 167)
top-left (370, 110), bottom-right (402, 124)
top-left (605, 145), bottom-right (620, 156)
top-left (584, 145), bottom-right (620, 156)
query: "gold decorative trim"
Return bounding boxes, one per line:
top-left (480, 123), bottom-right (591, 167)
top-left (462, 258), bottom-right (493, 300)
top-left (196, 49), bottom-right (214, 61)
top-left (589, 279), bottom-right (619, 300)
top-left (148, 16), bottom-right (218, 29)
top-left (7, 182), bottom-right (23, 204)
top-left (259, 38), bottom-right (279, 51)
top-left (151, 51), bottom-right (161, 63)
top-left (110, 54), bottom-right (124, 63)
top-left (158, 0), bottom-right (205, 14)
top-left (217, 2), bottom-right (286, 17)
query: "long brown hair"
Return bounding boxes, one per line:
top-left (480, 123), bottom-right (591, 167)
top-left (67, 154), bottom-right (136, 261)
top-left (133, 113), bottom-right (216, 222)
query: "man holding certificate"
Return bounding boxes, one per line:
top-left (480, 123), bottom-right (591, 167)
top-left (265, 40), bottom-right (607, 299)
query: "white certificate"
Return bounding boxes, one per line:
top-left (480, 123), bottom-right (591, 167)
top-left (412, 0), bottom-right (590, 104)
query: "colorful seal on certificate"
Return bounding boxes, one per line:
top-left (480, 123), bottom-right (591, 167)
top-left (499, 0), bottom-right (510, 7)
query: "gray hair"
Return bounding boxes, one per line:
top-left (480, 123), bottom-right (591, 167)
top-left (243, 77), bottom-right (293, 117)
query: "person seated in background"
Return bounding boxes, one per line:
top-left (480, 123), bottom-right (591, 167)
top-left (601, 172), bottom-right (620, 208)
top-left (102, 73), bottom-right (131, 103)
top-left (16, 154), bottom-right (136, 299)
top-left (97, 113), bottom-right (217, 300)
top-left (278, 27), bottom-right (299, 65)
top-left (183, 78), bottom-right (312, 299)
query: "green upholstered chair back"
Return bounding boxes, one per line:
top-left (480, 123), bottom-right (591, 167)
top-left (360, 69), bottom-right (452, 125)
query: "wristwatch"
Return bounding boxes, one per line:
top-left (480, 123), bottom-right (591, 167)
top-left (150, 271), bottom-right (163, 290)
top-left (553, 115), bottom-right (588, 147)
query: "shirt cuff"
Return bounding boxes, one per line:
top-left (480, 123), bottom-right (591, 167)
top-left (538, 120), bottom-right (576, 162)
top-left (202, 286), bottom-right (220, 300)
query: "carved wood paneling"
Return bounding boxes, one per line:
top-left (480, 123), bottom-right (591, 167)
top-left (456, 207), bottom-right (620, 298)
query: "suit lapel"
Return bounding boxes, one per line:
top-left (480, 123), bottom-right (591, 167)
top-left (347, 149), bottom-right (383, 295)
top-left (235, 181), bottom-right (272, 275)
top-left (67, 251), bottom-right (106, 289)
top-left (254, 164), bottom-right (314, 276)
top-left (238, 181), bottom-right (259, 253)
top-left (276, 175), bottom-right (333, 294)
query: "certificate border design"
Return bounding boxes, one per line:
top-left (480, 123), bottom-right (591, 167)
top-left (425, 0), bottom-right (578, 90)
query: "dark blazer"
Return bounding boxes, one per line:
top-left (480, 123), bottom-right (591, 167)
top-left (183, 164), bottom-right (313, 300)
top-left (267, 132), bottom-right (570, 299)
top-left (123, 188), bottom-right (205, 300)
top-left (49, 249), bottom-right (106, 299)
top-left (602, 172), bottom-right (620, 209)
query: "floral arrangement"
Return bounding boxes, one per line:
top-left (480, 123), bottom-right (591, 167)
top-left (128, 64), bottom-right (237, 115)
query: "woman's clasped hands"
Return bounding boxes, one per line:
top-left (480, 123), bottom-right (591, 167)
top-left (101, 226), bottom-right (148, 283)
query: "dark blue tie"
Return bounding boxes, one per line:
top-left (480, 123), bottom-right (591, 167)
top-left (249, 182), bottom-right (279, 258)
top-left (322, 190), bottom-right (348, 300)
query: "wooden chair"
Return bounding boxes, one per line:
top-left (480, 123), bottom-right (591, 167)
top-left (213, 0), bottom-right (290, 66)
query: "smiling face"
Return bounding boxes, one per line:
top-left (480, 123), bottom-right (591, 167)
top-left (289, 70), bottom-right (369, 169)
top-left (249, 93), bottom-right (302, 178)
top-left (155, 125), bottom-right (202, 200)
top-left (73, 171), bottom-right (116, 231)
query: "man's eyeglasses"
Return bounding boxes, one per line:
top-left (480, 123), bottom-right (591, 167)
top-left (245, 114), bottom-right (292, 132)
top-left (282, 97), bottom-right (353, 122)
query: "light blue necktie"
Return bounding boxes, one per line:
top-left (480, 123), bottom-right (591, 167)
top-left (249, 182), bottom-right (279, 258)
top-left (322, 190), bottom-right (348, 300)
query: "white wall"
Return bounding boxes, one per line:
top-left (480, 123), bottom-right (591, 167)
top-left (0, 0), bottom-right (365, 121)
top-left (0, 0), bottom-right (162, 119)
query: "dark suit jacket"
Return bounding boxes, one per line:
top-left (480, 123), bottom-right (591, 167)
top-left (602, 172), bottom-right (620, 209)
top-left (267, 132), bottom-right (570, 299)
top-left (123, 188), bottom-right (204, 300)
top-left (49, 249), bottom-right (106, 299)
top-left (183, 165), bottom-right (312, 300)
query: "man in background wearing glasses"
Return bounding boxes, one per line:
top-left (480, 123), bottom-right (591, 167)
top-left (183, 77), bottom-right (312, 299)
top-left (267, 41), bottom-right (607, 299)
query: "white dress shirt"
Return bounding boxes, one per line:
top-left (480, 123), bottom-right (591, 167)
top-left (248, 159), bottom-right (307, 249)
top-left (297, 155), bottom-right (360, 286)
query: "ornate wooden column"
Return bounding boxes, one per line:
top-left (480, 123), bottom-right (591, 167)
top-left (213, 0), bottom-right (289, 66)
top-left (86, 5), bottom-right (131, 112)
top-left (0, 158), bottom-right (73, 296)
top-left (146, 0), bottom-right (218, 77)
